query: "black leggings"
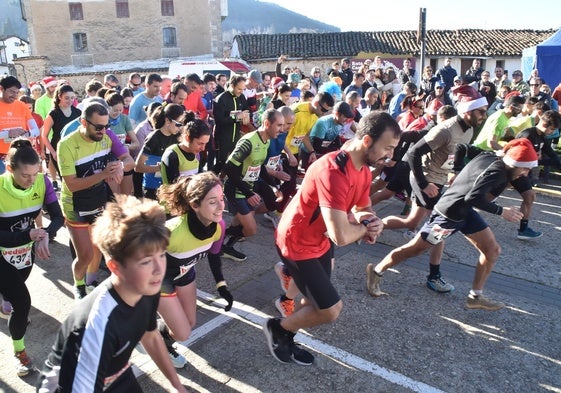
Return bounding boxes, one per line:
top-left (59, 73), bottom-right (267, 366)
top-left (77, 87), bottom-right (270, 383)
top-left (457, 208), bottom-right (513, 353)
top-left (0, 260), bottom-right (32, 341)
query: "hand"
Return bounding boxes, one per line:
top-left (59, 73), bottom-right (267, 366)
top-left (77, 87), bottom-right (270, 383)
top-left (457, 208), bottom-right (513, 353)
top-left (363, 216), bottom-right (384, 244)
top-left (247, 193), bottom-right (262, 207)
top-left (422, 183), bottom-right (439, 198)
top-left (29, 228), bottom-right (48, 242)
top-left (275, 170), bottom-right (291, 182)
top-left (217, 285), bottom-right (234, 311)
top-left (278, 55), bottom-right (287, 63)
top-left (108, 161), bottom-right (124, 184)
top-left (35, 236), bottom-right (50, 259)
top-left (103, 161), bottom-right (123, 180)
top-left (274, 189), bottom-right (283, 203)
top-left (308, 152), bottom-right (318, 164)
top-left (448, 173), bottom-right (458, 185)
top-left (501, 206), bottom-right (524, 223)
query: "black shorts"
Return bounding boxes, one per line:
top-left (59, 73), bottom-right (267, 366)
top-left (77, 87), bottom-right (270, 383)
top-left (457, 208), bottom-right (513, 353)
top-left (420, 209), bottom-right (488, 245)
top-left (386, 161), bottom-right (412, 196)
top-left (511, 175), bottom-right (532, 194)
top-left (276, 244), bottom-right (339, 310)
top-left (161, 266), bottom-right (196, 294)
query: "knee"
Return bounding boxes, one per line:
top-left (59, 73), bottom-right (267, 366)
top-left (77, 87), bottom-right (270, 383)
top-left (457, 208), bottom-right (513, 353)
top-left (485, 243), bottom-right (501, 263)
top-left (321, 300), bottom-right (343, 323)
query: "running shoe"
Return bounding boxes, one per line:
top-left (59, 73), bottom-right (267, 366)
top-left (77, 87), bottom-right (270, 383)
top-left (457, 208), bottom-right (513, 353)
top-left (73, 284), bottom-right (88, 300)
top-left (0, 300), bottom-right (13, 319)
top-left (274, 261), bottom-right (291, 292)
top-left (290, 343), bottom-right (314, 366)
top-left (517, 227), bottom-right (543, 240)
top-left (264, 211), bottom-right (281, 229)
top-left (366, 263), bottom-right (386, 297)
top-left (262, 318), bottom-right (292, 364)
top-left (167, 344), bottom-right (187, 368)
top-left (426, 275), bottom-right (455, 293)
top-left (466, 294), bottom-right (505, 311)
top-left (274, 297), bottom-right (294, 317)
top-left (221, 246), bottom-right (247, 262)
top-left (14, 350), bottom-right (33, 377)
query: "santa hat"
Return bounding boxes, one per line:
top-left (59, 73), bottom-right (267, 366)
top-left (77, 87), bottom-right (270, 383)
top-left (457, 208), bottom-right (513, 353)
top-left (42, 76), bottom-right (57, 88)
top-left (453, 85), bottom-right (487, 114)
top-left (270, 77), bottom-right (285, 91)
top-left (427, 99), bottom-right (444, 115)
top-left (502, 139), bottom-right (538, 168)
top-left (29, 82), bottom-right (42, 91)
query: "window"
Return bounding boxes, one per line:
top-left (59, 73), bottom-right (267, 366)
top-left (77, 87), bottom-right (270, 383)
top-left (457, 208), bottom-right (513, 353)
top-left (163, 27), bottom-right (177, 47)
top-left (161, 0), bottom-right (174, 16)
top-left (73, 33), bottom-right (88, 52)
top-left (115, 0), bottom-right (129, 18)
top-left (69, 2), bottom-right (83, 20)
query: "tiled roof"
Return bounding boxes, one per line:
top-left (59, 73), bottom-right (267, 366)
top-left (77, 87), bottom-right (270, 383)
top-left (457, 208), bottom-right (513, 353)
top-left (233, 29), bottom-right (557, 60)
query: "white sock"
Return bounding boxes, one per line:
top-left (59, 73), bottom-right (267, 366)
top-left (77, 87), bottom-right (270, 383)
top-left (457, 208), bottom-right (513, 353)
top-left (469, 289), bottom-right (483, 297)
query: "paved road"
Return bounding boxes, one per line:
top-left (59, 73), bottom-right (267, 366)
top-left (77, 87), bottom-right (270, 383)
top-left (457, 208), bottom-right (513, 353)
top-left (1, 183), bottom-right (560, 393)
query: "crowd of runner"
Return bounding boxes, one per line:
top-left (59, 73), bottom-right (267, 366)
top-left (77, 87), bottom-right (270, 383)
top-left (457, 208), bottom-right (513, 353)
top-left (1, 54), bottom-right (560, 390)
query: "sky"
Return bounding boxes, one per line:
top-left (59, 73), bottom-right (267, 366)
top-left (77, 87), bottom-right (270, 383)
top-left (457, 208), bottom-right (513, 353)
top-left (260, 0), bottom-right (561, 32)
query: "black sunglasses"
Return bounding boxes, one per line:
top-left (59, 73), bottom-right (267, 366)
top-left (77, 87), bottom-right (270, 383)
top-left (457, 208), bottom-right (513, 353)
top-left (86, 118), bottom-right (110, 131)
top-left (320, 105), bottom-right (331, 113)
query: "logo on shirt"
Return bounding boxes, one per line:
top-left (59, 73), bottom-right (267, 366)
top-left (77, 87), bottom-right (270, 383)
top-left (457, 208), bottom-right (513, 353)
top-left (32, 192), bottom-right (40, 201)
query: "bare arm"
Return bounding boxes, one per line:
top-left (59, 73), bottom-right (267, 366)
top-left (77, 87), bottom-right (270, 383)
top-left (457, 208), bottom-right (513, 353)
top-left (140, 330), bottom-right (187, 393)
top-left (320, 206), bottom-right (370, 246)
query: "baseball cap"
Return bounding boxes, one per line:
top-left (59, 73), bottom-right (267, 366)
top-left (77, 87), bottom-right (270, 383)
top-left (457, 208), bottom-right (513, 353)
top-left (248, 69), bottom-right (263, 84)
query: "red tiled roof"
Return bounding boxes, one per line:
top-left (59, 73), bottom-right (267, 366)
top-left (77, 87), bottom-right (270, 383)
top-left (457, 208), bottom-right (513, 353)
top-left (233, 29), bottom-right (557, 60)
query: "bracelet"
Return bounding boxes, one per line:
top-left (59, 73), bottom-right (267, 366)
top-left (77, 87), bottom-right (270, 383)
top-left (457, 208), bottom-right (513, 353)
top-left (361, 218), bottom-right (373, 227)
top-left (216, 280), bottom-right (226, 288)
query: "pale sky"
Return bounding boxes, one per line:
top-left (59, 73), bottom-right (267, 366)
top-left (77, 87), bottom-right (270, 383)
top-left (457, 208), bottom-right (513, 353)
top-left (260, 0), bottom-right (561, 32)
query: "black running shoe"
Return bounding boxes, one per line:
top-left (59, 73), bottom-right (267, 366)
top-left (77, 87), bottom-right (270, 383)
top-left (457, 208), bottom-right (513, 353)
top-left (262, 318), bottom-right (292, 364)
top-left (290, 343), bottom-right (314, 366)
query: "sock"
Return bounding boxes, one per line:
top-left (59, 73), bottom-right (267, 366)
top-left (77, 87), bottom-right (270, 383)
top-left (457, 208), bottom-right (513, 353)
top-left (85, 271), bottom-right (98, 286)
top-left (75, 278), bottom-right (85, 287)
top-left (373, 265), bottom-right (384, 275)
top-left (13, 338), bottom-right (25, 353)
top-left (225, 225), bottom-right (244, 247)
top-left (429, 264), bottom-right (440, 279)
top-left (469, 289), bottom-right (483, 297)
top-left (280, 294), bottom-right (292, 302)
top-left (519, 219), bottom-right (528, 232)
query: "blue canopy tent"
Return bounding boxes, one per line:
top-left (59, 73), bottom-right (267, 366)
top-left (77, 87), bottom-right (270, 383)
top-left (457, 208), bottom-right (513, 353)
top-left (522, 29), bottom-right (561, 89)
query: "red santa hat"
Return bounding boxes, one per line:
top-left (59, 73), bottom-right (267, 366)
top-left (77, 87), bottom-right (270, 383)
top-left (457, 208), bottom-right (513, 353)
top-left (452, 85), bottom-right (488, 114)
top-left (427, 99), bottom-right (443, 115)
top-left (502, 138), bottom-right (538, 168)
top-left (270, 76), bottom-right (285, 91)
top-left (29, 81), bottom-right (42, 91)
top-left (42, 76), bottom-right (58, 88)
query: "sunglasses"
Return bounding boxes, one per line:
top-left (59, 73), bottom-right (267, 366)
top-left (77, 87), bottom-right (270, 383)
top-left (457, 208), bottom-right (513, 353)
top-left (86, 118), bottom-right (110, 131)
top-left (320, 105), bottom-right (331, 113)
top-left (170, 119), bottom-right (183, 127)
top-left (529, 84), bottom-right (540, 87)
top-left (131, 82), bottom-right (142, 87)
top-left (435, 86), bottom-right (443, 89)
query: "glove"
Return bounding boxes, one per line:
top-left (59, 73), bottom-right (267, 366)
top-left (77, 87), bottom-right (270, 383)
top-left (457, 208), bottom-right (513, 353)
top-left (217, 285), bottom-right (234, 311)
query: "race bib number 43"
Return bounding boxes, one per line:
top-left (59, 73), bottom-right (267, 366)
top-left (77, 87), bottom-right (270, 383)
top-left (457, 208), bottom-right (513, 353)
top-left (425, 224), bottom-right (454, 245)
top-left (1, 242), bottom-right (33, 269)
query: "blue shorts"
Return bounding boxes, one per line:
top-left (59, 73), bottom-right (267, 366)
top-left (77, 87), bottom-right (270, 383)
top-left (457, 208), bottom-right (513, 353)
top-left (227, 197), bottom-right (255, 216)
top-left (420, 208), bottom-right (488, 245)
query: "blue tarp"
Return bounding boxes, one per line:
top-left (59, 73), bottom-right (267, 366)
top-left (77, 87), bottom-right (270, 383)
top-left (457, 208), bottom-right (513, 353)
top-left (522, 29), bottom-right (561, 89)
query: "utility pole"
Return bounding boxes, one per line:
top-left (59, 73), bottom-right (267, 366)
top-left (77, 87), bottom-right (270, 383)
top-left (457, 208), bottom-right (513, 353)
top-left (417, 8), bottom-right (427, 76)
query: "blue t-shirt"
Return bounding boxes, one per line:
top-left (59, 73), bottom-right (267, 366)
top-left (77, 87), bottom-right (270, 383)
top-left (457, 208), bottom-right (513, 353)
top-left (128, 94), bottom-right (162, 126)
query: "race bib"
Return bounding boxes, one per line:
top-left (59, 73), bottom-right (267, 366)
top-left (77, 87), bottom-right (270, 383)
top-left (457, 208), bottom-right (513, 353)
top-left (290, 135), bottom-right (305, 148)
top-left (441, 154), bottom-right (455, 170)
top-left (242, 165), bottom-right (261, 182)
top-left (1, 242), bottom-right (33, 270)
top-left (266, 155), bottom-right (281, 170)
top-left (425, 224), bottom-right (454, 244)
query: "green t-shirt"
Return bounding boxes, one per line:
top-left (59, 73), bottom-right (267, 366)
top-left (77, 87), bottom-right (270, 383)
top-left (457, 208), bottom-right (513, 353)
top-left (473, 110), bottom-right (510, 151)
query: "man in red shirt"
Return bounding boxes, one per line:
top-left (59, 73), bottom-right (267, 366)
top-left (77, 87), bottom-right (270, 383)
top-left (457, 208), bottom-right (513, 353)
top-left (263, 111), bottom-right (401, 365)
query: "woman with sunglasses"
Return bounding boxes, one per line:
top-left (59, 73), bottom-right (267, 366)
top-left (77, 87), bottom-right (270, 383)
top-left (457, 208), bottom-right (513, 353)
top-left (0, 138), bottom-right (64, 376)
top-left (134, 103), bottom-right (185, 200)
top-left (397, 95), bottom-right (425, 131)
top-left (40, 84), bottom-right (81, 190)
top-left (161, 111), bottom-right (211, 184)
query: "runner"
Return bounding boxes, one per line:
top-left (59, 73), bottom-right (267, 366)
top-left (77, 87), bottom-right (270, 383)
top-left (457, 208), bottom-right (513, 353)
top-left (36, 195), bottom-right (187, 393)
top-left (0, 139), bottom-right (63, 376)
top-left (263, 111), bottom-right (400, 365)
top-left (367, 139), bottom-right (537, 311)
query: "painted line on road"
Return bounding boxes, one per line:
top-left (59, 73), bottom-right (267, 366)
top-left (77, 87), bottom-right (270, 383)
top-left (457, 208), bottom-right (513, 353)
top-left (134, 289), bottom-right (446, 393)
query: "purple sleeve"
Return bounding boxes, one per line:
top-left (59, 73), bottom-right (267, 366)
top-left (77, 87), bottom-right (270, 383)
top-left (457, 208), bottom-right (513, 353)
top-left (107, 129), bottom-right (128, 158)
top-left (209, 220), bottom-right (226, 254)
top-left (43, 175), bottom-right (58, 204)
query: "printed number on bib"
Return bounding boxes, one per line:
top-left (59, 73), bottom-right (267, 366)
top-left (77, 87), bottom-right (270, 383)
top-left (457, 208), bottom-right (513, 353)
top-left (290, 135), bottom-right (305, 148)
top-left (242, 165), bottom-right (261, 182)
top-left (426, 224), bottom-right (453, 244)
top-left (1, 243), bottom-right (33, 270)
top-left (266, 155), bottom-right (281, 170)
